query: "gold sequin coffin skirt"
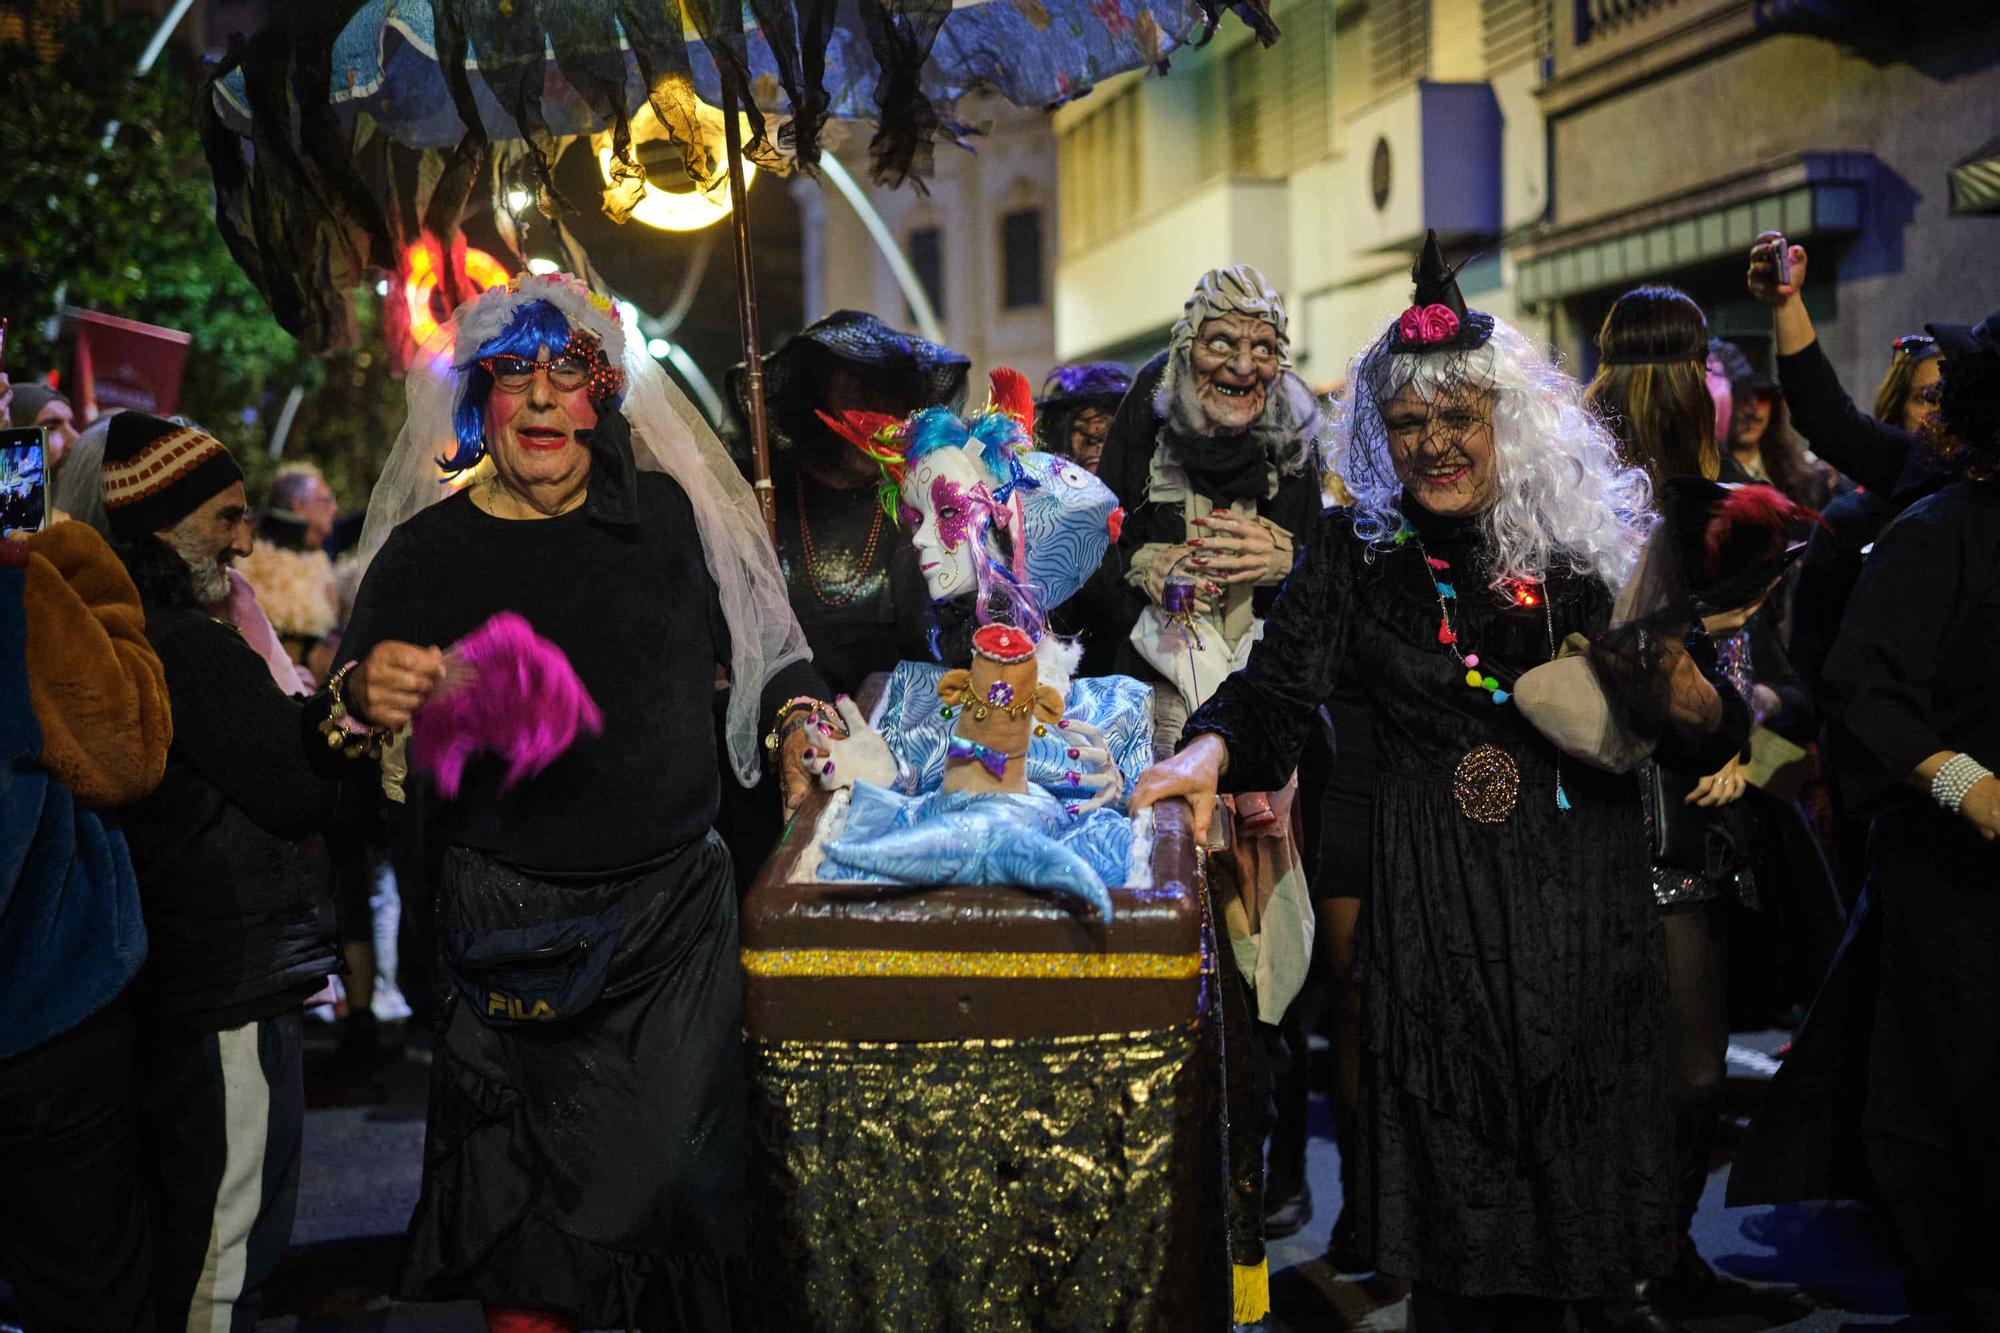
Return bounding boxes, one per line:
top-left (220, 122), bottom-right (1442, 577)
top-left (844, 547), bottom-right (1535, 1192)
top-left (741, 797), bottom-right (1229, 1330)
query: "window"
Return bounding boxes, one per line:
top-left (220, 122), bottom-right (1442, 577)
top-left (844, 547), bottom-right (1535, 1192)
top-left (1371, 0), bottom-right (1430, 93)
top-left (907, 226), bottom-right (945, 322)
top-left (1001, 209), bottom-right (1045, 310)
top-left (1055, 84), bottom-right (1141, 253)
top-left (1228, 44), bottom-right (1266, 176)
top-left (1483, 0), bottom-right (1552, 71)
top-left (1282, 0), bottom-right (1331, 168)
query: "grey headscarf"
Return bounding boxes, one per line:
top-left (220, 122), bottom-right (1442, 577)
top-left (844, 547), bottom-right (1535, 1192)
top-left (8, 383), bottom-right (66, 429)
top-left (1166, 264), bottom-right (1294, 369)
top-left (48, 416), bottom-right (111, 535)
top-left (1153, 264), bottom-right (1319, 479)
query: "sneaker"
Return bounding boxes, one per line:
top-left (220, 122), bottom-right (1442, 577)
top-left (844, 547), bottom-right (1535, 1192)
top-left (1263, 1182), bottom-right (1312, 1239)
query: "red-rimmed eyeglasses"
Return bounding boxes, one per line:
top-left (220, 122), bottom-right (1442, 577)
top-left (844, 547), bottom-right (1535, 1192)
top-left (478, 354), bottom-right (594, 393)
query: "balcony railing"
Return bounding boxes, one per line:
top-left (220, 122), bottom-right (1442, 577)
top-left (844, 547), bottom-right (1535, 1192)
top-left (1575, 0), bottom-right (1677, 42)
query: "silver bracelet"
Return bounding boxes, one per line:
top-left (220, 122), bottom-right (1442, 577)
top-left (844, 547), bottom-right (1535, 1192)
top-left (1930, 753), bottom-right (1994, 814)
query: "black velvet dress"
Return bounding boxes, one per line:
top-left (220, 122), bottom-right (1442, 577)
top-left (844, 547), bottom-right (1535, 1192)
top-left (1188, 504), bottom-right (1743, 1299)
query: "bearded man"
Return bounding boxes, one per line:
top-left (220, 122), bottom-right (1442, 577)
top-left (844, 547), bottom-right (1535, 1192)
top-left (100, 411), bottom-right (360, 1329)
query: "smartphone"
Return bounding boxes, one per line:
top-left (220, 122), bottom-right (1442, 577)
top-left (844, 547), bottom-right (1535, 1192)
top-left (0, 426), bottom-right (50, 536)
top-left (1768, 233), bottom-right (1791, 288)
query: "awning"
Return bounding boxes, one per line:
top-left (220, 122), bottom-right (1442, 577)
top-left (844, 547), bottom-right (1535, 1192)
top-left (1950, 135), bottom-right (2000, 216)
top-left (1516, 152), bottom-right (1870, 306)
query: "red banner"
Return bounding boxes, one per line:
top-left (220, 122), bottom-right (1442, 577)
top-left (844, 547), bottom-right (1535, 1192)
top-left (73, 309), bottom-right (193, 421)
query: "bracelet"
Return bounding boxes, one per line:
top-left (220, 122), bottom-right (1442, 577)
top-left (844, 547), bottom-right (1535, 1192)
top-left (764, 695), bottom-right (835, 757)
top-left (319, 661), bottom-right (391, 762)
top-left (1930, 752), bottom-right (1994, 814)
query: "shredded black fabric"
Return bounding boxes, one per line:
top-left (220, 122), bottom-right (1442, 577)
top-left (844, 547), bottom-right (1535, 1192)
top-left (200, 1), bottom-right (1288, 351)
top-left (198, 3), bottom-right (392, 351)
top-left (749, 0), bottom-right (836, 167)
top-left (855, 0), bottom-right (955, 189)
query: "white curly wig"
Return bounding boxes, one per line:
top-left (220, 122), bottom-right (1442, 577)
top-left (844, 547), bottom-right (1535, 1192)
top-left (1333, 316), bottom-right (1654, 592)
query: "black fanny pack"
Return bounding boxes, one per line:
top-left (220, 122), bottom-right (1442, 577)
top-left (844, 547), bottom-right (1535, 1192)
top-left (439, 853), bottom-right (630, 1027)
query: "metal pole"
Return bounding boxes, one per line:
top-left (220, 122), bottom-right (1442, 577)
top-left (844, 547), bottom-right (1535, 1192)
top-left (819, 155), bottom-right (945, 346)
top-left (720, 87), bottom-right (776, 545)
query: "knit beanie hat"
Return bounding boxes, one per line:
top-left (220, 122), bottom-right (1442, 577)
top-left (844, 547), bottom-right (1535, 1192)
top-left (101, 412), bottom-right (243, 543)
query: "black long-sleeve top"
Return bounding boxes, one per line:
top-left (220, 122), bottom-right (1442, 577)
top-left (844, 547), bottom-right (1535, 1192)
top-left (1747, 613), bottom-right (1814, 746)
top-left (1186, 506), bottom-right (1748, 793)
top-left (1822, 480), bottom-right (2000, 815)
top-left (341, 474), bottom-right (823, 873)
top-left (121, 604), bottom-right (351, 1033)
top-left (1777, 338), bottom-right (1932, 496)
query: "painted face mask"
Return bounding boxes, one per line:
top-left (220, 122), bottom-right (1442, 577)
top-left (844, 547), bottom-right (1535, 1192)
top-left (904, 446), bottom-right (1002, 600)
top-left (817, 367), bottom-right (1120, 626)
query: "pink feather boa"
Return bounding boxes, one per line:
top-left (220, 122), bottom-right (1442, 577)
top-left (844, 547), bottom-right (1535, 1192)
top-left (409, 612), bottom-right (602, 799)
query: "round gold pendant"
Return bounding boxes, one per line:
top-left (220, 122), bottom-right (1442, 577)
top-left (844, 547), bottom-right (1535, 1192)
top-left (1453, 744), bottom-right (1520, 824)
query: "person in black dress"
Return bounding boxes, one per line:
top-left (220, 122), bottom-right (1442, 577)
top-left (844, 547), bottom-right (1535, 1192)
top-left (1133, 234), bottom-right (1748, 1333)
top-left (1582, 286), bottom-right (1833, 1324)
top-left (341, 274), bottom-right (825, 1332)
top-left (727, 309), bottom-right (971, 695)
top-left (1731, 307), bottom-right (2000, 1328)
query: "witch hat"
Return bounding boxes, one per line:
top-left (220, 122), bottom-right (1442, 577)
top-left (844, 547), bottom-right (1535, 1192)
top-left (1413, 230), bottom-right (1470, 322)
top-left (1391, 229), bottom-right (1493, 353)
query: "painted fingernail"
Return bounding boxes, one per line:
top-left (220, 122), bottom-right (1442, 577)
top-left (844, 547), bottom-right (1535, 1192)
top-left (1068, 747), bottom-right (1081, 759)
top-left (1188, 540), bottom-right (1204, 548)
top-left (825, 761), bottom-right (835, 774)
top-left (1066, 804), bottom-right (1081, 815)
top-left (1057, 719), bottom-right (1070, 729)
top-left (1067, 770), bottom-right (1082, 784)
top-left (803, 748), bottom-right (816, 758)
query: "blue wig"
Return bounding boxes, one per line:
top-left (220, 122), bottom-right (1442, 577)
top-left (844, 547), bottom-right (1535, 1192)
top-left (898, 406), bottom-right (1046, 640)
top-left (443, 300), bottom-right (588, 473)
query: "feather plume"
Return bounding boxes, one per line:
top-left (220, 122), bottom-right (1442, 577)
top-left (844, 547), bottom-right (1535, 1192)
top-left (409, 612), bottom-right (603, 800)
top-left (986, 366), bottom-right (1035, 434)
top-left (1702, 484), bottom-right (1814, 583)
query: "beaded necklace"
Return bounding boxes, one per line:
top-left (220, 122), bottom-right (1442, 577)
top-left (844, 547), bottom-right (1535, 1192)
top-left (1399, 523), bottom-right (1571, 812)
top-left (798, 491), bottom-right (885, 607)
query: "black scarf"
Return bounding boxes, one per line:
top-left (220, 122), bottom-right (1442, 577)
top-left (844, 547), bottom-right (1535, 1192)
top-left (1175, 432), bottom-right (1272, 504)
top-left (580, 408), bottom-right (641, 530)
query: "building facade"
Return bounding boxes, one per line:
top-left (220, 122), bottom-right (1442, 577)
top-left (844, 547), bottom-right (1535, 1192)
top-left (1052, 0), bottom-right (1553, 390)
top-left (795, 94), bottom-right (1059, 391)
top-left (1519, 0), bottom-right (2000, 398)
top-left (1052, 0), bottom-right (2000, 419)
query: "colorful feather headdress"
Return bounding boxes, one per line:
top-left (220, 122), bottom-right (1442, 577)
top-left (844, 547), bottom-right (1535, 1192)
top-left (817, 368), bottom-right (1040, 520)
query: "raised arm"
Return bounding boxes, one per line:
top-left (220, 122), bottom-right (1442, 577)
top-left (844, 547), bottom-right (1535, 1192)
top-left (1749, 233), bottom-right (1913, 492)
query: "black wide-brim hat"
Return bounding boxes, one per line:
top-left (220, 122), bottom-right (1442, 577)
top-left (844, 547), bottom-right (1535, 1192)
top-left (726, 310), bottom-right (970, 443)
top-left (1926, 307), bottom-right (2000, 457)
top-left (1925, 308), bottom-right (2000, 366)
top-left (1034, 361), bottom-right (1134, 415)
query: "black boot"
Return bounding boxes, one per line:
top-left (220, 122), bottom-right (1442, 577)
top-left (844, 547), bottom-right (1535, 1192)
top-left (1322, 1104), bottom-right (1369, 1271)
top-left (1577, 1289), bottom-right (1691, 1333)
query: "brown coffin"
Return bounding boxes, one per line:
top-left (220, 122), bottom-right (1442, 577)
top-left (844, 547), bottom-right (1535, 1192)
top-left (742, 723), bottom-right (1204, 1043)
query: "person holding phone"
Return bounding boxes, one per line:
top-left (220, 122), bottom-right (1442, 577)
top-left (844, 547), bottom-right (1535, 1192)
top-left (1, 513), bottom-right (172, 1330)
top-left (1731, 307), bottom-right (2000, 1326)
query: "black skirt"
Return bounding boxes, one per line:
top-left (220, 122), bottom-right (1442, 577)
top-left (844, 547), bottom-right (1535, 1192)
top-left (399, 834), bottom-right (750, 1329)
